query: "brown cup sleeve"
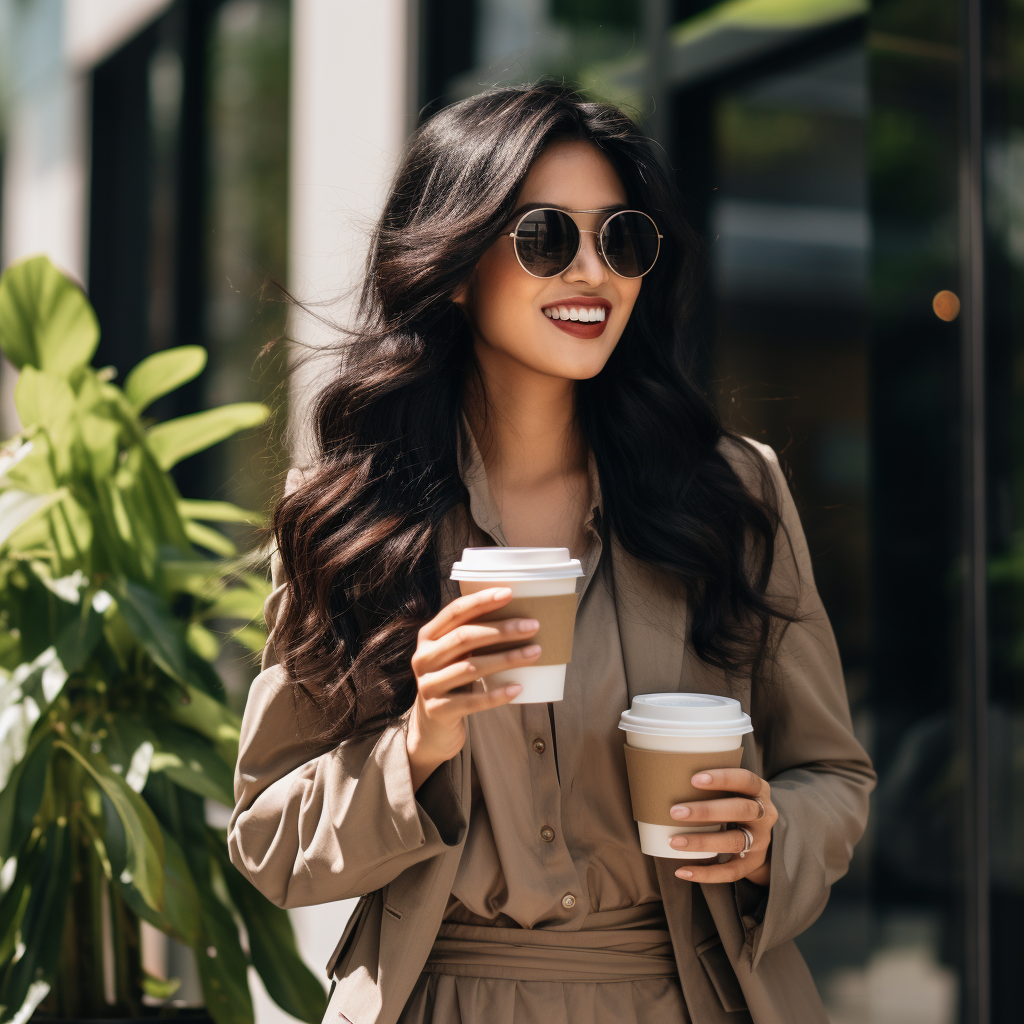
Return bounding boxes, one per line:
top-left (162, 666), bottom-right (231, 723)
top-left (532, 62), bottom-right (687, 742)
top-left (622, 744), bottom-right (745, 826)
top-left (465, 593), bottom-right (577, 666)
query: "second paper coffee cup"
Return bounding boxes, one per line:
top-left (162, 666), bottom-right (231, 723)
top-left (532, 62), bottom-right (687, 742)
top-left (618, 693), bottom-right (753, 860)
top-left (450, 547), bottom-right (583, 703)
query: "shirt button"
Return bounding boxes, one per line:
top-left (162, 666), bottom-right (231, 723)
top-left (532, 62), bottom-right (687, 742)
top-left (532, 738), bottom-right (546, 754)
top-left (540, 826), bottom-right (555, 842)
top-left (561, 893), bottom-right (576, 909)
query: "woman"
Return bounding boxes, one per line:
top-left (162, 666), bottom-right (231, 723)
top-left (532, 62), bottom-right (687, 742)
top-left (228, 82), bottom-right (875, 1024)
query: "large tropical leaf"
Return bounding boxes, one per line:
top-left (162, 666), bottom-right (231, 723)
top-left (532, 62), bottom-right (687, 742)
top-left (124, 345), bottom-right (208, 414)
top-left (54, 741), bottom-right (165, 914)
top-left (146, 403), bottom-right (270, 471)
top-left (218, 842), bottom-right (327, 1023)
top-left (0, 256), bottom-right (99, 374)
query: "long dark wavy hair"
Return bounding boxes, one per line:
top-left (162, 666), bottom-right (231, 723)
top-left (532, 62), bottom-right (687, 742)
top-left (268, 81), bottom-right (805, 745)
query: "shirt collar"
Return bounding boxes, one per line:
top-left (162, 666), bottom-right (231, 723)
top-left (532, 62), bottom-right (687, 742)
top-left (456, 409), bottom-right (603, 543)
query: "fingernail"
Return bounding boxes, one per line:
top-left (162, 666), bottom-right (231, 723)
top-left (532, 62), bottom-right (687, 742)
top-left (518, 619), bottom-right (540, 632)
top-left (671, 805), bottom-right (691, 819)
top-left (676, 869), bottom-right (693, 879)
top-left (505, 684), bottom-right (522, 696)
top-left (495, 588), bottom-right (513, 598)
top-left (693, 773), bottom-right (712, 784)
top-left (521, 645), bottom-right (541, 657)
top-left (670, 836), bottom-right (689, 848)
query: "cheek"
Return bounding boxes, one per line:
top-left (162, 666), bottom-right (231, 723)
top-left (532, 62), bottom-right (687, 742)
top-left (472, 248), bottom-right (535, 328)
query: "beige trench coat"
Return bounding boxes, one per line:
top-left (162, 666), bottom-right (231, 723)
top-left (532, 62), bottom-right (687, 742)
top-left (228, 435), bottom-right (876, 1024)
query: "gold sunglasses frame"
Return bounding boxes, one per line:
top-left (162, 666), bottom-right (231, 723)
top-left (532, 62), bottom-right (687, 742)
top-left (507, 207), bottom-right (664, 280)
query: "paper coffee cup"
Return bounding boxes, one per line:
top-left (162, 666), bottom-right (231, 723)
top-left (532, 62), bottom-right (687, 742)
top-left (618, 693), bottom-right (753, 860)
top-left (450, 547), bottom-right (583, 703)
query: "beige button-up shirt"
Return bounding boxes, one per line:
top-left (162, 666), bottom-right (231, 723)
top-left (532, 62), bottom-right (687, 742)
top-left (442, 415), bottom-right (662, 929)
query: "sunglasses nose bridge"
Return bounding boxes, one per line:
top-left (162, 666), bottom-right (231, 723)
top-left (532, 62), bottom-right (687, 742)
top-left (563, 225), bottom-right (608, 282)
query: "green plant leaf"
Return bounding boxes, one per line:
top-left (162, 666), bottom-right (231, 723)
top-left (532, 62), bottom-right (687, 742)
top-left (0, 647), bottom-right (67, 791)
top-left (162, 560), bottom-right (224, 599)
top-left (0, 821), bottom-right (71, 1019)
top-left (162, 683), bottom-right (240, 769)
top-left (184, 520), bottom-right (237, 557)
top-left (0, 733), bottom-right (53, 862)
top-left (218, 844), bottom-right (327, 1023)
top-left (229, 624), bottom-right (268, 654)
top-left (115, 820), bottom-right (202, 947)
top-left (0, 255), bottom-right (99, 373)
top-left (141, 973), bottom-right (182, 1000)
top-left (178, 498), bottom-right (266, 526)
top-left (124, 345), bottom-right (208, 414)
top-left (162, 683), bottom-right (240, 764)
top-left (78, 413), bottom-right (122, 480)
top-left (0, 488), bottom-right (68, 549)
top-left (109, 579), bottom-right (206, 690)
top-left (149, 721), bottom-right (234, 807)
top-left (54, 740), bottom-right (165, 913)
top-left (146, 403), bottom-right (270, 471)
top-left (199, 582), bottom-right (268, 622)
top-left (53, 602), bottom-right (104, 674)
top-left (0, 844), bottom-right (39, 964)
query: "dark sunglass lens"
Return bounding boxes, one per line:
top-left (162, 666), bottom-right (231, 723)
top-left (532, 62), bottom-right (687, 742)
top-left (515, 209), bottom-right (578, 276)
top-left (601, 211), bottom-right (660, 277)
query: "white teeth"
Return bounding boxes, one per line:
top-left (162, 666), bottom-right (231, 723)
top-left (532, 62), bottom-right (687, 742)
top-left (542, 305), bottom-right (608, 322)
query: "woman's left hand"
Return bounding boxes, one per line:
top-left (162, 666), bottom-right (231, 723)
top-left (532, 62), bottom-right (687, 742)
top-left (668, 769), bottom-right (777, 886)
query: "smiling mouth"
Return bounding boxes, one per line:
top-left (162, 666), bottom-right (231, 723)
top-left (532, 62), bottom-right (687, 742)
top-left (540, 298), bottom-right (611, 338)
top-left (542, 304), bottom-right (607, 323)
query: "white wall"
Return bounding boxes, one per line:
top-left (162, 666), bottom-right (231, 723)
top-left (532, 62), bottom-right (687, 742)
top-left (286, 0), bottom-right (412, 465)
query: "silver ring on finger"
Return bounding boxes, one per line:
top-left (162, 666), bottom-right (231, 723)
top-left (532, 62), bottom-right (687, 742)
top-left (753, 797), bottom-right (766, 821)
top-left (737, 826), bottom-right (754, 858)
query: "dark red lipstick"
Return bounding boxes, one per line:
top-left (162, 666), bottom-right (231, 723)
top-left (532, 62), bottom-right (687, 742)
top-left (540, 296), bottom-right (612, 339)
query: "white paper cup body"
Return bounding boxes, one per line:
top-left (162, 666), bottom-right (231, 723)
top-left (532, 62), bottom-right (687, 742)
top-left (618, 693), bottom-right (753, 861)
top-left (623, 730), bottom-right (743, 859)
top-left (457, 576), bottom-right (575, 702)
top-left (451, 548), bottom-right (582, 704)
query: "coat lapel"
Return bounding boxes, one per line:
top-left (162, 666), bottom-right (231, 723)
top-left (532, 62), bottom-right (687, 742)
top-left (610, 530), bottom-right (689, 702)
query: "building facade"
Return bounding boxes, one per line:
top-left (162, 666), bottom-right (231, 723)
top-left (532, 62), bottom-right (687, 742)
top-left (0, 1), bottom-right (1020, 1023)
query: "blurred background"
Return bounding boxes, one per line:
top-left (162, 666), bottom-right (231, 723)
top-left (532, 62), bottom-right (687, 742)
top-left (0, 1), bottom-right (1020, 1023)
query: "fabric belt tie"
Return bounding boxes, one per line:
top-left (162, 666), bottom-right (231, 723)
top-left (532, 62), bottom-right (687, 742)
top-left (423, 904), bottom-right (677, 982)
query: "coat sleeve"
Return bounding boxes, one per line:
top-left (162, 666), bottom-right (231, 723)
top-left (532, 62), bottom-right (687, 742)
top-left (726, 439), bottom-right (876, 970)
top-left (226, 467), bottom-right (466, 909)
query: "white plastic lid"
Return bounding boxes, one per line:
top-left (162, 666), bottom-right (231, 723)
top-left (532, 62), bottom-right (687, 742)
top-left (450, 546), bottom-right (584, 581)
top-left (618, 692), bottom-right (753, 738)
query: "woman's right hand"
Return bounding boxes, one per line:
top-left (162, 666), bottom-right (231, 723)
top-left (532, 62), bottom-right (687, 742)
top-left (407, 587), bottom-right (541, 791)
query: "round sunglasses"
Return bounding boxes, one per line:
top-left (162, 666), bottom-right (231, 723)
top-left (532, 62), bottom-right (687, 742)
top-left (507, 207), bottom-right (663, 279)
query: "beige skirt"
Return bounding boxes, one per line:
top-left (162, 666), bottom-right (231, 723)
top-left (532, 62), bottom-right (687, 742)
top-left (396, 905), bottom-right (690, 1024)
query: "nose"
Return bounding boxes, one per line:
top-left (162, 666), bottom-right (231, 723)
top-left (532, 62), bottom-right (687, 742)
top-left (562, 229), bottom-right (608, 286)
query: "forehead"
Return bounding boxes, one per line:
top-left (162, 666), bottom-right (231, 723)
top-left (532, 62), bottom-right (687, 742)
top-left (516, 139), bottom-right (628, 209)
